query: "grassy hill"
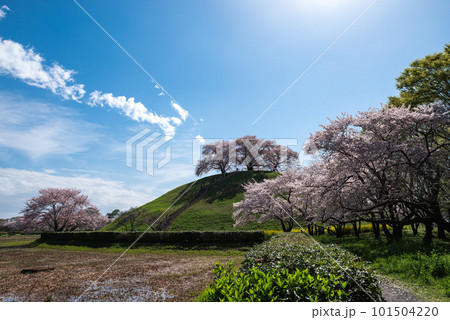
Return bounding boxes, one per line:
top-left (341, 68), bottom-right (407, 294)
top-left (103, 171), bottom-right (282, 232)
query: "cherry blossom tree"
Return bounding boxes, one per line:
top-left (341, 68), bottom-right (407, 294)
top-left (233, 103), bottom-right (448, 243)
top-left (235, 135), bottom-right (274, 171)
top-left (195, 136), bottom-right (298, 175)
top-left (8, 188), bottom-right (109, 232)
top-left (305, 102), bottom-right (450, 243)
top-left (195, 141), bottom-right (233, 175)
top-left (233, 169), bottom-right (311, 232)
top-left (263, 144), bottom-right (299, 172)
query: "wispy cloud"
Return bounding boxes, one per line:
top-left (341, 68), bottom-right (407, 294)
top-left (170, 101), bottom-right (189, 121)
top-left (0, 93), bottom-right (99, 158)
top-left (0, 37), bottom-right (189, 136)
top-left (0, 5), bottom-right (10, 20)
top-left (71, 0), bottom-right (198, 127)
top-left (88, 90), bottom-right (180, 136)
top-left (0, 38), bottom-right (86, 101)
top-left (0, 167), bottom-right (155, 218)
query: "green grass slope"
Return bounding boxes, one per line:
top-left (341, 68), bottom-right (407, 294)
top-left (103, 171), bottom-right (281, 232)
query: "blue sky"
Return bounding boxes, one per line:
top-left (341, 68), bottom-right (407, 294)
top-left (0, 0), bottom-right (449, 218)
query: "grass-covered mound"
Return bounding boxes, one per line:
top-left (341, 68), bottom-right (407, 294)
top-left (104, 171), bottom-right (280, 232)
top-left (198, 233), bottom-right (383, 302)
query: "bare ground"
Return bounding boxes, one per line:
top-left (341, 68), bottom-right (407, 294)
top-left (378, 275), bottom-right (422, 302)
top-left (0, 246), bottom-right (239, 302)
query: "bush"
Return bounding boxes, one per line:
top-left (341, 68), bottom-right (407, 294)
top-left (198, 262), bottom-right (349, 302)
top-left (238, 233), bottom-right (384, 301)
top-left (39, 231), bottom-right (264, 246)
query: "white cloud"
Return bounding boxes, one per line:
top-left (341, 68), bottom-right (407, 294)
top-left (0, 93), bottom-right (99, 158)
top-left (88, 90), bottom-right (183, 137)
top-left (0, 167), bottom-right (155, 218)
top-left (0, 38), bottom-right (191, 137)
top-left (170, 117), bottom-right (182, 125)
top-left (170, 100), bottom-right (189, 121)
top-left (0, 5), bottom-right (10, 20)
top-left (0, 38), bottom-right (86, 101)
top-left (195, 134), bottom-right (205, 144)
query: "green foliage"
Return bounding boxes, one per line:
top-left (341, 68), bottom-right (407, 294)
top-left (239, 233), bottom-right (383, 301)
top-left (313, 233), bottom-right (450, 301)
top-left (388, 43), bottom-right (450, 108)
top-left (198, 262), bottom-right (349, 302)
top-left (376, 250), bottom-right (450, 282)
top-left (39, 230), bottom-right (265, 246)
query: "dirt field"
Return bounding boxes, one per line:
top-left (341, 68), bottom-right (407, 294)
top-left (0, 238), bottom-right (240, 302)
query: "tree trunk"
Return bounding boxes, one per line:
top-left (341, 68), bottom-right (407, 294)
top-left (286, 219), bottom-right (294, 232)
top-left (352, 221), bottom-right (360, 238)
top-left (392, 223), bottom-right (403, 242)
top-left (280, 220), bottom-right (287, 232)
top-left (411, 223), bottom-right (419, 236)
top-left (318, 226), bottom-right (325, 235)
top-left (372, 222), bottom-right (380, 240)
top-left (382, 222), bottom-right (393, 242)
top-left (335, 223), bottom-right (344, 238)
top-left (423, 221), bottom-right (433, 245)
top-left (430, 203), bottom-right (450, 237)
top-left (437, 223), bottom-right (448, 240)
top-left (432, 214), bottom-right (449, 240)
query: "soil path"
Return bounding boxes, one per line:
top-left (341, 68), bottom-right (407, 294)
top-left (378, 275), bottom-right (421, 302)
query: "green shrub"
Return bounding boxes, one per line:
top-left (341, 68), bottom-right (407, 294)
top-left (444, 282), bottom-right (450, 298)
top-left (239, 233), bottom-right (384, 302)
top-left (428, 251), bottom-right (449, 278)
top-left (198, 262), bottom-right (349, 302)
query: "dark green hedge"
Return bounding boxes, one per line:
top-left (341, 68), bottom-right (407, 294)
top-left (40, 231), bottom-right (264, 245)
